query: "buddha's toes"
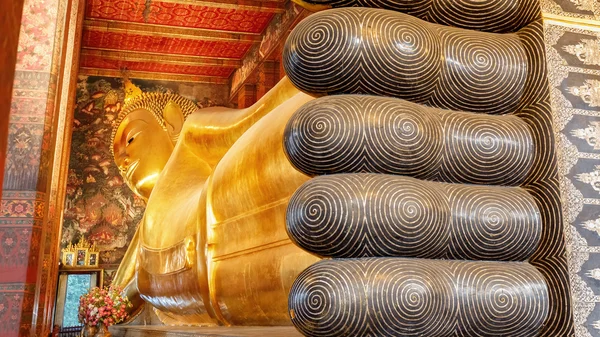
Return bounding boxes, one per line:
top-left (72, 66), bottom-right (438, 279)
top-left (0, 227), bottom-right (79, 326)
top-left (284, 95), bottom-right (534, 185)
top-left (283, 8), bottom-right (535, 115)
top-left (286, 174), bottom-right (541, 260)
top-left (289, 258), bottom-right (548, 337)
top-left (295, 0), bottom-right (540, 32)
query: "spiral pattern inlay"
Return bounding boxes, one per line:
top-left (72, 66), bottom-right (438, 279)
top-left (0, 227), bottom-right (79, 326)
top-left (282, 4), bottom-right (571, 336)
top-left (298, 0), bottom-right (540, 32)
top-left (289, 258), bottom-right (548, 337)
top-left (284, 8), bottom-right (530, 114)
top-left (287, 174), bottom-right (541, 260)
top-left (284, 95), bottom-right (534, 185)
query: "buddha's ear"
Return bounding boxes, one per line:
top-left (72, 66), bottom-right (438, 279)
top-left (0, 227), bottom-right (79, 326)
top-left (163, 100), bottom-right (184, 142)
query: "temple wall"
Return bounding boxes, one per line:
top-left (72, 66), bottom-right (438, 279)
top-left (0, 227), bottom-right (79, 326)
top-left (543, 0), bottom-right (600, 336)
top-left (61, 76), bottom-right (230, 286)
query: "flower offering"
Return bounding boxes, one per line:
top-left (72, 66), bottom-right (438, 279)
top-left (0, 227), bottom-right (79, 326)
top-left (78, 286), bottom-right (132, 327)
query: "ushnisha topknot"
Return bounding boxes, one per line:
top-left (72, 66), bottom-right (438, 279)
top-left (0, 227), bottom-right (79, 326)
top-left (110, 91), bottom-right (199, 157)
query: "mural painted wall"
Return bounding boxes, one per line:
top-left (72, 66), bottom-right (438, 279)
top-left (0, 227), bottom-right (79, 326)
top-left (62, 75), bottom-right (229, 284)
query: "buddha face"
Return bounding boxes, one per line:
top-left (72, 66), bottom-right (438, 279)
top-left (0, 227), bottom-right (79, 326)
top-left (113, 109), bottom-right (174, 200)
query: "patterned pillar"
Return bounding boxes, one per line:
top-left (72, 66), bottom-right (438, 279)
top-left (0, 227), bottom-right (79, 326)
top-left (0, 0), bottom-right (26, 190)
top-left (256, 61), bottom-right (280, 100)
top-left (0, 0), bottom-right (74, 335)
top-left (237, 83), bottom-right (257, 109)
top-left (34, 1), bottom-right (85, 336)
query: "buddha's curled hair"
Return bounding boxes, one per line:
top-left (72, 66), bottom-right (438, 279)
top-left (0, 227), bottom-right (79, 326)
top-left (110, 92), bottom-right (199, 156)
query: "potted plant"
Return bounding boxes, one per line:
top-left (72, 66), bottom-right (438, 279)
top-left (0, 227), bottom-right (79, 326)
top-left (78, 286), bottom-right (132, 337)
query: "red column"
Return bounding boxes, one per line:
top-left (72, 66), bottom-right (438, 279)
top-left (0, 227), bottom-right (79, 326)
top-left (0, 0), bottom-right (71, 335)
top-left (237, 83), bottom-right (257, 109)
top-left (256, 61), bottom-right (280, 101)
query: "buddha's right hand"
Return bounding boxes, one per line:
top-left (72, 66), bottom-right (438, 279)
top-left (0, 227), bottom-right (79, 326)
top-left (112, 225), bottom-right (145, 319)
top-left (121, 275), bottom-right (145, 322)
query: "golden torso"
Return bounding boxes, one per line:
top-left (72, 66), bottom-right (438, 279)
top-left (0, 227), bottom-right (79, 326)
top-left (141, 145), bottom-right (209, 249)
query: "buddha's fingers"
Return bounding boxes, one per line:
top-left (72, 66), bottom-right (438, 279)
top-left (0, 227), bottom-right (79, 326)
top-left (284, 95), bottom-right (534, 185)
top-left (283, 8), bottom-right (543, 115)
top-left (286, 174), bottom-right (541, 261)
top-left (289, 258), bottom-right (548, 337)
top-left (295, 0), bottom-right (539, 32)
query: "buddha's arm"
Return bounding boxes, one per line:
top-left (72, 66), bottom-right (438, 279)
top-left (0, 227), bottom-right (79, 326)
top-left (113, 224), bottom-right (139, 287)
top-left (113, 224), bottom-right (143, 309)
top-left (180, 76), bottom-right (310, 168)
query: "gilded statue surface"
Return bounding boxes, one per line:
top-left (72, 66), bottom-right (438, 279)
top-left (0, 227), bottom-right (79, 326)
top-left (111, 0), bottom-right (572, 335)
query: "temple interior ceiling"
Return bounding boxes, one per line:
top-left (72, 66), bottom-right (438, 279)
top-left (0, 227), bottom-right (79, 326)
top-left (79, 0), bottom-right (287, 86)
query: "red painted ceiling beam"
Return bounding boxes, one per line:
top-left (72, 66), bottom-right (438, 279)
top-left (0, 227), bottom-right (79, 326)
top-left (81, 48), bottom-right (242, 67)
top-left (84, 19), bottom-right (263, 43)
top-left (79, 67), bottom-right (230, 84)
top-left (158, 0), bottom-right (286, 13)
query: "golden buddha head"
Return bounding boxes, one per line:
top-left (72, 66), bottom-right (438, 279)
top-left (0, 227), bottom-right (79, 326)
top-left (111, 90), bottom-right (198, 200)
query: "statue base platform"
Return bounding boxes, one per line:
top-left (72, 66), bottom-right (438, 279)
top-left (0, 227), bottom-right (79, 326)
top-left (109, 325), bottom-right (303, 337)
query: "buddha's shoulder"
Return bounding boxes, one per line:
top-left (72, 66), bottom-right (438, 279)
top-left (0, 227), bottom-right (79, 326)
top-left (181, 106), bottom-right (238, 132)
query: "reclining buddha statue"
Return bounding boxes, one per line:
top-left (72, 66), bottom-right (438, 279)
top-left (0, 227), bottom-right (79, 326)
top-left (112, 77), bottom-right (318, 325)
top-left (111, 0), bottom-right (572, 336)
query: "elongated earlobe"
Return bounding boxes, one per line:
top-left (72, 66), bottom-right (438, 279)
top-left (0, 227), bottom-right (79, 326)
top-left (163, 100), bottom-right (185, 143)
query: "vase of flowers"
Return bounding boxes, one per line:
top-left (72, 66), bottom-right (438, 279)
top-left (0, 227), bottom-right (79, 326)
top-left (81, 325), bottom-right (97, 337)
top-left (79, 286), bottom-right (132, 337)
